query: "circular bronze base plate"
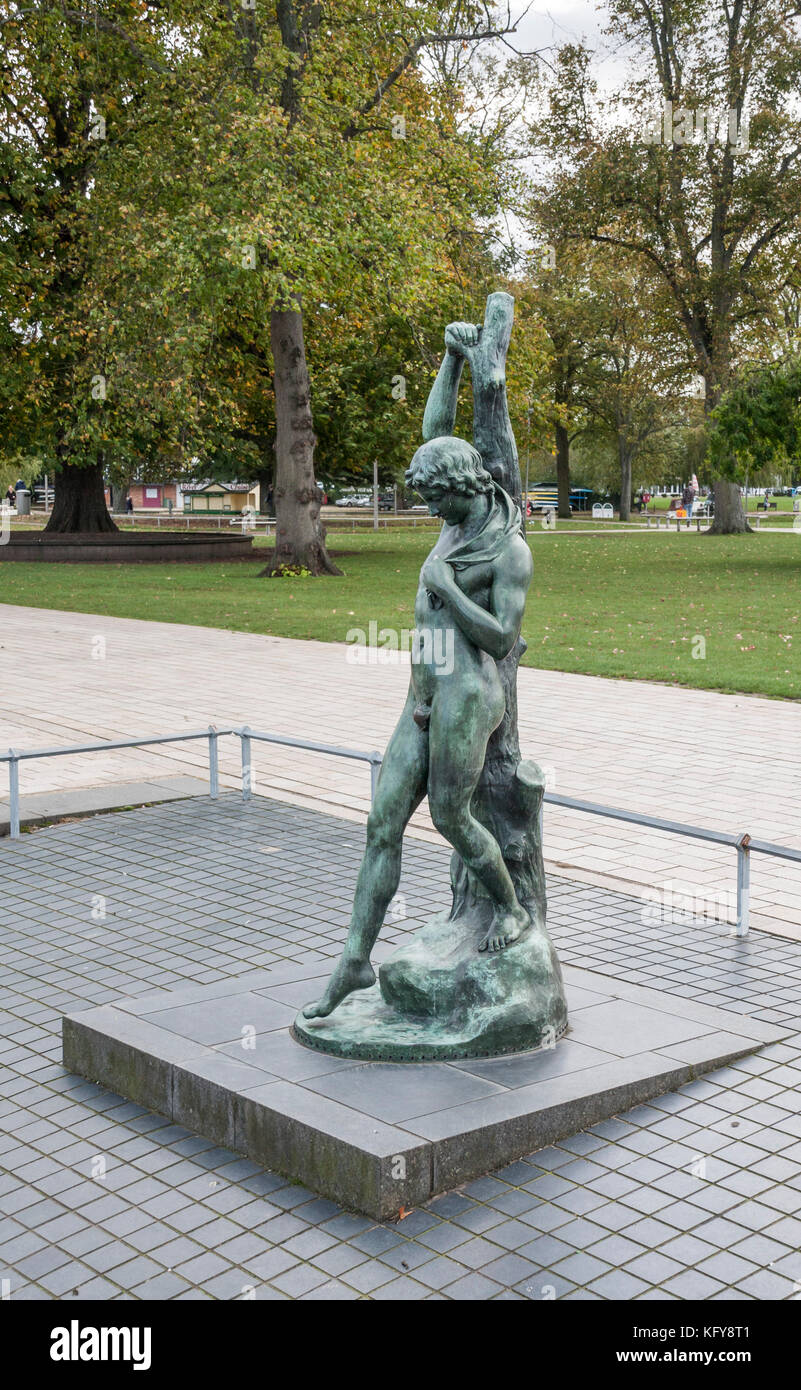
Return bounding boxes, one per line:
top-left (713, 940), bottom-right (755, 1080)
top-left (292, 984), bottom-right (569, 1063)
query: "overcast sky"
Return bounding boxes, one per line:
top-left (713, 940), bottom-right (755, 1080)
top-left (514, 0), bottom-right (605, 52)
top-left (510, 0), bottom-right (636, 89)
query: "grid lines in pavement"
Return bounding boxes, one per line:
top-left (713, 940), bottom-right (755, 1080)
top-left (1, 794), bottom-right (800, 1301)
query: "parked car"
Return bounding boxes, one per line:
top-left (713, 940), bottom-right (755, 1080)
top-left (335, 492), bottom-right (370, 507)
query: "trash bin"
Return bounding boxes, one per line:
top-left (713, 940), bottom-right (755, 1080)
top-left (15, 487), bottom-right (31, 516)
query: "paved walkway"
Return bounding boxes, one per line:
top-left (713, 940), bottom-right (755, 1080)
top-left (2, 796), bottom-right (800, 1301)
top-left (1, 604), bottom-right (799, 938)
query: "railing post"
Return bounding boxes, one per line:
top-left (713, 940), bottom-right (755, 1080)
top-left (369, 754), bottom-right (382, 803)
top-left (736, 833), bottom-right (751, 937)
top-left (241, 727), bottom-right (252, 802)
top-left (8, 750), bottom-right (20, 839)
top-left (208, 725), bottom-right (219, 800)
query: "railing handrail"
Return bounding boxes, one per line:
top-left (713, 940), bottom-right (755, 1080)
top-left (243, 728), bottom-right (383, 766)
top-left (4, 725), bottom-right (798, 937)
top-left (0, 727), bottom-right (240, 762)
top-left (543, 791), bottom-right (801, 864)
top-left (0, 726), bottom-right (383, 769)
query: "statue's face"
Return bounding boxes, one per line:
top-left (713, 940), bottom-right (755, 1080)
top-left (416, 484), bottom-right (470, 524)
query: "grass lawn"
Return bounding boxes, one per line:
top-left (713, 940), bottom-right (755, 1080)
top-left (2, 529), bottom-right (800, 698)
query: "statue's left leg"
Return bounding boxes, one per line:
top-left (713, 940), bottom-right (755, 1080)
top-left (302, 689), bottom-right (429, 1019)
top-left (427, 685), bottom-right (530, 952)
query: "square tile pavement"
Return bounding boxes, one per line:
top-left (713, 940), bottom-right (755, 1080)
top-left (1, 795), bottom-right (800, 1300)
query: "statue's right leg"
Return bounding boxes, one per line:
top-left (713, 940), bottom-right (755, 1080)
top-left (302, 690), bottom-right (429, 1020)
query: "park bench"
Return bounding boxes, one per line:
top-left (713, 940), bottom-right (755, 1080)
top-left (643, 513), bottom-right (711, 532)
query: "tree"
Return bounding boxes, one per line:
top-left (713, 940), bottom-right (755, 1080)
top-left (266, 5), bottom-right (539, 571)
top-left (0, 1), bottom-right (179, 531)
top-left (166, 3), bottom-right (533, 574)
top-left (2, 4), bottom-right (532, 551)
top-left (707, 356), bottom-right (801, 478)
top-left (580, 257), bottom-right (688, 518)
top-left (520, 242), bottom-right (606, 517)
top-left (526, 0), bottom-right (801, 532)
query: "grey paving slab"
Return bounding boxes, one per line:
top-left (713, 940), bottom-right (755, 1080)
top-left (148, 994), bottom-right (297, 1045)
top-left (301, 1061), bottom-right (505, 1124)
top-left (0, 792), bottom-right (798, 1300)
top-left (452, 1039), bottom-right (619, 1087)
top-left (567, 1000), bottom-right (715, 1054)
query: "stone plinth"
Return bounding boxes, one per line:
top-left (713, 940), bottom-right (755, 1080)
top-left (62, 961), bottom-right (788, 1221)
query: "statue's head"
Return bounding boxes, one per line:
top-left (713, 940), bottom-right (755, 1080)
top-left (406, 436), bottom-right (493, 521)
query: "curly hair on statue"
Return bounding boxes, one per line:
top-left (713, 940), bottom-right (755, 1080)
top-left (405, 436), bottom-right (494, 497)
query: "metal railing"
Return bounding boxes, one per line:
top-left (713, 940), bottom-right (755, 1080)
top-left (3, 727), bottom-right (800, 938)
top-left (0, 726), bottom-right (382, 841)
top-left (543, 792), bottom-right (801, 938)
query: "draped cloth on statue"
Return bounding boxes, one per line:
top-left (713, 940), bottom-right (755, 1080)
top-left (427, 483), bottom-right (521, 610)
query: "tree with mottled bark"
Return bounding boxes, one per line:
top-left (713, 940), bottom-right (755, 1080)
top-left (242, 2), bottom-right (534, 574)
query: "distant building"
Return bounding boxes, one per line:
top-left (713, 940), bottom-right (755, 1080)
top-left (128, 482), bottom-right (181, 509)
top-left (109, 480), bottom-right (260, 512)
top-left (182, 481), bottom-right (258, 514)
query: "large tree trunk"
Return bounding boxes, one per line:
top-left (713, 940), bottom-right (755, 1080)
top-left (45, 461), bottom-right (118, 534)
top-left (708, 477), bottom-right (751, 534)
top-left (705, 355), bottom-right (750, 534)
top-left (619, 440), bottom-right (632, 522)
top-left (555, 421), bottom-right (571, 518)
top-left (259, 302), bottom-right (341, 576)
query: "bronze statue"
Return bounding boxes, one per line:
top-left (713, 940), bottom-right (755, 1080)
top-left (295, 292), bottom-right (567, 1060)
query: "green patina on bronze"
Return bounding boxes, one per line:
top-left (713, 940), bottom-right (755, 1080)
top-left (293, 292), bottom-right (568, 1061)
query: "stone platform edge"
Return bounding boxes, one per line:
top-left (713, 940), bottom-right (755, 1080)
top-left (62, 970), bottom-right (789, 1221)
top-left (0, 775), bottom-right (211, 837)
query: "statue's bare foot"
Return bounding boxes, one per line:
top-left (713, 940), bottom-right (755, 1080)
top-left (479, 906), bottom-right (529, 954)
top-left (301, 956), bottom-right (376, 1019)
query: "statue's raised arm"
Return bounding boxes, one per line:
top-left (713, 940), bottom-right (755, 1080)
top-left (423, 290), bottom-right (520, 507)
